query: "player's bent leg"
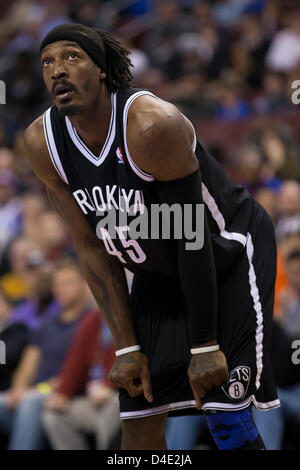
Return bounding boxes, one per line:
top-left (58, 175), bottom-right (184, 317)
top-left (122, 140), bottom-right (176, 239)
top-left (205, 408), bottom-right (266, 450)
top-left (121, 412), bottom-right (168, 450)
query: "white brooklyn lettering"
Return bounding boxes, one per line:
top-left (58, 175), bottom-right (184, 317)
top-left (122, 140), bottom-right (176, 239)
top-left (92, 186), bottom-right (106, 211)
top-left (134, 190), bottom-right (145, 215)
top-left (73, 189), bottom-right (95, 215)
top-left (73, 186), bottom-right (145, 215)
top-left (106, 185), bottom-right (118, 210)
top-left (121, 188), bottom-right (134, 213)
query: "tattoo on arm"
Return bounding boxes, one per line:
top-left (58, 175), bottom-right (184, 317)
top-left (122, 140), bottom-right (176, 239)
top-left (85, 260), bottom-right (116, 330)
top-left (47, 187), bottom-right (133, 344)
top-left (47, 188), bottom-right (73, 225)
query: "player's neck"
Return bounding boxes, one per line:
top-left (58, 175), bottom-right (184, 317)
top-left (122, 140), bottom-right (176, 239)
top-left (67, 86), bottom-right (112, 156)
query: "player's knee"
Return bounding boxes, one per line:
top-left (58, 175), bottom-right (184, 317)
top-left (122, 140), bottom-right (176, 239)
top-left (205, 408), bottom-right (265, 450)
top-left (122, 414), bottom-right (165, 439)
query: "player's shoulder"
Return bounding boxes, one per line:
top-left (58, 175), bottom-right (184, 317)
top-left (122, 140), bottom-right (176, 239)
top-left (127, 94), bottom-right (193, 161)
top-left (24, 114), bottom-right (46, 154)
top-left (128, 94), bottom-right (183, 138)
top-left (126, 94), bottom-right (197, 178)
top-left (23, 113), bottom-right (62, 189)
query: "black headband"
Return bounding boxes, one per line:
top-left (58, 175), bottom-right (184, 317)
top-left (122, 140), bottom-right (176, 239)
top-left (40, 28), bottom-right (107, 71)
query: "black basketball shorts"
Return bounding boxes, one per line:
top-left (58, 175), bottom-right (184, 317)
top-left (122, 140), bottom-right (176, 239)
top-left (119, 203), bottom-right (280, 420)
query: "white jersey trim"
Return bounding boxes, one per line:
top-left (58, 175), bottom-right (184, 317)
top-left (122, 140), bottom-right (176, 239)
top-left (120, 395), bottom-right (280, 419)
top-left (120, 400), bottom-right (196, 420)
top-left (201, 183), bottom-right (247, 247)
top-left (43, 108), bottom-right (69, 185)
top-left (64, 92), bottom-right (117, 167)
top-left (123, 90), bottom-right (156, 182)
top-left (246, 232), bottom-right (264, 390)
top-left (202, 183), bottom-right (263, 388)
top-left (202, 395), bottom-right (280, 412)
top-left (251, 397), bottom-right (281, 410)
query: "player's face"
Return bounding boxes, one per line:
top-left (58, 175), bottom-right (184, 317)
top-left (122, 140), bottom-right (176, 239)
top-left (41, 41), bottom-right (102, 116)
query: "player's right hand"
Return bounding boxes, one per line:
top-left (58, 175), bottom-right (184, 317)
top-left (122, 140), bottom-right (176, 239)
top-left (108, 351), bottom-right (153, 403)
top-left (188, 350), bottom-right (229, 409)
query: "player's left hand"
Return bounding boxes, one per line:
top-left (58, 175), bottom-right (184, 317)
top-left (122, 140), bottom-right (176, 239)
top-left (188, 350), bottom-right (229, 409)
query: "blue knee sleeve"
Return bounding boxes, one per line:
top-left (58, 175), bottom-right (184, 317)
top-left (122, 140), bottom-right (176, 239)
top-left (206, 409), bottom-right (259, 450)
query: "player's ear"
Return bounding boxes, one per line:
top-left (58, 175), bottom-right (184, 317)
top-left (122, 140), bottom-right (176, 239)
top-left (99, 70), bottom-right (106, 80)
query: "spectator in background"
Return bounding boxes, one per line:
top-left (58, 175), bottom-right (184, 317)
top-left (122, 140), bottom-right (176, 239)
top-left (254, 71), bottom-right (291, 114)
top-left (69, 0), bottom-right (108, 29)
top-left (276, 181), bottom-right (300, 242)
top-left (143, 0), bottom-right (192, 70)
top-left (214, 72), bottom-right (252, 121)
top-left (164, 70), bottom-right (215, 119)
top-left (196, 19), bottom-right (231, 81)
top-left (42, 312), bottom-right (120, 450)
top-left (0, 148), bottom-right (15, 172)
top-left (0, 237), bottom-right (41, 305)
top-left (167, 32), bottom-right (213, 81)
top-left (276, 249), bottom-right (300, 341)
top-left (246, 124), bottom-right (300, 181)
top-left (233, 143), bottom-right (281, 195)
top-left (20, 193), bottom-right (47, 246)
top-left (260, 127), bottom-right (300, 181)
top-left (266, 7), bottom-right (300, 73)
top-left (212, 0), bottom-right (254, 27)
top-left (11, 261), bottom-right (60, 331)
top-left (0, 170), bottom-right (22, 252)
top-left (1, 1), bottom-right (45, 54)
top-left (38, 1), bottom-right (71, 40)
top-left (231, 12), bottom-right (271, 91)
top-left (274, 232), bottom-right (300, 318)
top-left (3, 50), bottom-right (45, 128)
top-left (0, 260), bottom-right (92, 449)
top-left (37, 211), bottom-right (74, 262)
top-left (0, 287), bottom-right (28, 392)
top-left (254, 188), bottom-right (278, 224)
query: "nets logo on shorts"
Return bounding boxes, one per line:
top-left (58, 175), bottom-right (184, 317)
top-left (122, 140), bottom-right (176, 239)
top-left (221, 366), bottom-right (251, 401)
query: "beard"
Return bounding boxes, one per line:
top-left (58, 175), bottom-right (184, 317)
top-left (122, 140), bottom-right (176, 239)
top-left (57, 104), bottom-right (83, 117)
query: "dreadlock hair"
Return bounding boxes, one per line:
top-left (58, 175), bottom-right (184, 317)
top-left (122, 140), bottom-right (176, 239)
top-left (94, 28), bottom-right (133, 92)
top-left (41, 23), bottom-right (133, 92)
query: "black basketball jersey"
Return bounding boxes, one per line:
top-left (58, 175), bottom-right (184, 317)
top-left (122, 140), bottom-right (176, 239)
top-left (43, 87), bottom-right (255, 280)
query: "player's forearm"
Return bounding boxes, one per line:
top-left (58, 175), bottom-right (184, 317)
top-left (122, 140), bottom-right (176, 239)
top-left (156, 168), bottom-right (218, 346)
top-left (74, 238), bottom-right (138, 350)
top-left (177, 220), bottom-right (218, 346)
top-left (45, 187), bottom-right (138, 350)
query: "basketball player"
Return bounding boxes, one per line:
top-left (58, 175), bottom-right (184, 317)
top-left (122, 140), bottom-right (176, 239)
top-left (24, 24), bottom-right (280, 450)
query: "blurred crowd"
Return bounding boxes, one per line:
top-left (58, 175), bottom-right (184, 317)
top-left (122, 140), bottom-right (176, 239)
top-left (0, 0), bottom-right (299, 450)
